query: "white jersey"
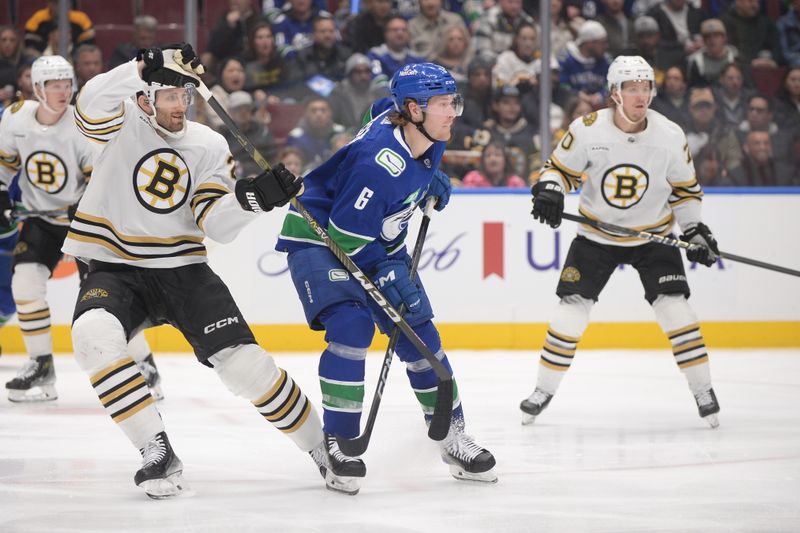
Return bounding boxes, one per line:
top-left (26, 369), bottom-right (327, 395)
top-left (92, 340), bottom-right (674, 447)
top-left (0, 100), bottom-right (93, 225)
top-left (539, 108), bottom-right (703, 247)
top-left (62, 60), bottom-right (257, 268)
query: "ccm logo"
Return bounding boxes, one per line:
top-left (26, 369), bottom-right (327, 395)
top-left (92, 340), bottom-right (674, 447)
top-left (204, 316), bottom-right (239, 334)
top-left (245, 191), bottom-right (262, 212)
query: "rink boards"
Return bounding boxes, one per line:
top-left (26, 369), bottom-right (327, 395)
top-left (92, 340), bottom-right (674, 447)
top-left (1, 189), bottom-right (798, 352)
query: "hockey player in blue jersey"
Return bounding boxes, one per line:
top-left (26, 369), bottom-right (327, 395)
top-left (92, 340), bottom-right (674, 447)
top-left (276, 63), bottom-right (497, 493)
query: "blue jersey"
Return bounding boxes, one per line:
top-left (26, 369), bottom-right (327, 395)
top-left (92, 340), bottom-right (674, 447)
top-left (276, 110), bottom-right (445, 272)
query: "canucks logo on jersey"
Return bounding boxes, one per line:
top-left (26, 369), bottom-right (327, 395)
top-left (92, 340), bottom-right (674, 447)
top-left (133, 149), bottom-right (192, 214)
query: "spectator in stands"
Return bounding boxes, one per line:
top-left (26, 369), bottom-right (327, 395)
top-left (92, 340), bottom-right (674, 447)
top-left (685, 86), bottom-right (743, 179)
top-left (777, 0), bottom-right (800, 67)
top-left (367, 16), bottom-right (425, 82)
top-left (220, 90), bottom-right (278, 178)
top-left (597, 0), bottom-right (634, 57)
top-left (343, 0), bottom-right (394, 54)
top-left (207, 0), bottom-right (263, 69)
top-left (409, 0), bottom-right (466, 60)
top-left (481, 85), bottom-right (538, 177)
top-left (330, 131), bottom-right (354, 153)
top-left (14, 64), bottom-right (34, 103)
top-left (646, 0), bottom-right (706, 69)
top-left (559, 20), bottom-right (611, 108)
top-left (459, 57), bottom-right (494, 130)
top-left (554, 96), bottom-right (593, 145)
top-left (196, 57), bottom-right (248, 129)
top-left (296, 15), bottom-right (352, 90)
top-left (244, 21), bottom-right (292, 96)
top-left (549, 0), bottom-right (578, 61)
top-left (493, 23), bottom-right (542, 89)
top-left (278, 145), bottom-right (307, 176)
top-left (621, 16), bottom-right (668, 84)
top-left (270, 0), bottom-right (330, 57)
top-left (713, 61), bottom-right (754, 127)
top-left (462, 141), bottom-right (527, 187)
top-left (23, 0), bottom-right (95, 58)
top-left (0, 26), bottom-right (23, 103)
top-left (328, 53), bottom-right (388, 129)
top-left (720, 0), bottom-right (782, 68)
top-left (73, 44), bottom-right (103, 92)
top-left (736, 94), bottom-right (793, 163)
top-left (687, 18), bottom-right (739, 87)
top-left (728, 130), bottom-right (797, 185)
top-left (474, 0), bottom-right (536, 61)
top-left (773, 66), bottom-right (800, 130)
top-left (107, 15), bottom-right (158, 71)
top-left (286, 95), bottom-right (346, 167)
top-left (431, 24), bottom-right (475, 84)
top-left (651, 65), bottom-right (691, 130)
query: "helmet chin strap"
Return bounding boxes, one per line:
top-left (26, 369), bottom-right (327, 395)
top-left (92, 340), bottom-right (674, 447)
top-left (612, 91), bottom-right (652, 127)
top-left (411, 115), bottom-right (439, 144)
top-left (34, 85), bottom-right (70, 116)
top-left (142, 96), bottom-right (187, 139)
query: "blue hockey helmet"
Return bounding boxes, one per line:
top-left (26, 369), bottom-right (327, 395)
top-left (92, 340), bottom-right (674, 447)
top-left (390, 63), bottom-right (462, 116)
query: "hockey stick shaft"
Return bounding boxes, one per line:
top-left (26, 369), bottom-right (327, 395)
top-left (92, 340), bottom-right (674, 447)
top-left (337, 198), bottom-right (448, 454)
top-left (562, 212), bottom-right (800, 277)
top-left (196, 83), bottom-right (454, 389)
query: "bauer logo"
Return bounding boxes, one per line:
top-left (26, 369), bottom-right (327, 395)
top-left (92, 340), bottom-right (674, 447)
top-left (658, 274), bottom-right (686, 283)
top-left (328, 269), bottom-right (349, 282)
top-left (204, 316), bottom-right (239, 334)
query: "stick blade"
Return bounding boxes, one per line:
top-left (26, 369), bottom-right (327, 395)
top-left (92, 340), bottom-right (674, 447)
top-left (427, 379), bottom-right (454, 441)
top-left (335, 434), bottom-right (368, 457)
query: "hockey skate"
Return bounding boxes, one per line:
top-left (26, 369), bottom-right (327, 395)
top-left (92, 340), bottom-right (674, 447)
top-left (439, 422), bottom-right (497, 483)
top-left (136, 354), bottom-right (164, 401)
top-left (694, 388), bottom-right (720, 429)
top-left (134, 431), bottom-right (188, 499)
top-left (519, 388), bottom-right (553, 425)
top-left (6, 355), bottom-right (58, 402)
top-left (308, 433), bottom-right (366, 495)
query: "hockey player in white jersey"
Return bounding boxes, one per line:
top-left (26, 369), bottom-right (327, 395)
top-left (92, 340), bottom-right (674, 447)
top-left (65, 43), bottom-right (344, 499)
top-left (520, 56), bottom-right (722, 428)
top-left (0, 56), bottom-right (163, 403)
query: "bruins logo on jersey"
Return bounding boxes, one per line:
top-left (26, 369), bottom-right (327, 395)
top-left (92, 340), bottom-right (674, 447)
top-left (9, 100), bottom-right (24, 113)
top-left (80, 288), bottom-right (109, 302)
top-left (25, 151), bottom-right (68, 194)
top-left (582, 112), bottom-right (597, 126)
top-left (601, 164), bottom-right (649, 209)
top-left (561, 266), bottom-right (581, 282)
top-left (133, 149), bottom-right (191, 214)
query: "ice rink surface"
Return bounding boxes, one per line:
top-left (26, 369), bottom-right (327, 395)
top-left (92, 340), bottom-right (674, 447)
top-left (1, 349), bottom-right (799, 533)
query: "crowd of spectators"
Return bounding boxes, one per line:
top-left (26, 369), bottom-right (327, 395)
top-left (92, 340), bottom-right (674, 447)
top-left (2, 0), bottom-right (800, 187)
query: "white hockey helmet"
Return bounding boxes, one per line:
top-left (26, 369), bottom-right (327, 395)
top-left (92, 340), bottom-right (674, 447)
top-left (606, 55), bottom-right (656, 98)
top-left (31, 55), bottom-right (76, 112)
top-left (140, 48), bottom-right (201, 139)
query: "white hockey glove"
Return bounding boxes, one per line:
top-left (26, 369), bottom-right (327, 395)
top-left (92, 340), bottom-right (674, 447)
top-left (173, 43), bottom-right (205, 77)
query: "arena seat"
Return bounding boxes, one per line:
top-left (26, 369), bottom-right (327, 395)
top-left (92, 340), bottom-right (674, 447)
top-left (751, 66), bottom-right (787, 98)
top-left (267, 102), bottom-right (305, 143)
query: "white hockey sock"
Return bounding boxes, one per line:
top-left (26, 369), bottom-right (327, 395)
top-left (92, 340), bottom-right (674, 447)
top-left (535, 295), bottom-right (592, 395)
top-left (652, 294), bottom-right (712, 395)
top-left (13, 263), bottom-right (54, 357)
top-left (126, 330), bottom-right (152, 363)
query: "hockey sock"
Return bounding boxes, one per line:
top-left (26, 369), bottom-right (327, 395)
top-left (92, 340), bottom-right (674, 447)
top-left (535, 295), bottom-right (593, 395)
top-left (652, 294), bottom-right (712, 395)
top-left (13, 263), bottom-right (55, 357)
top-left (395, 321), bottom-right (463, 422)
top-left (126, 330), bottom-right (152, 363)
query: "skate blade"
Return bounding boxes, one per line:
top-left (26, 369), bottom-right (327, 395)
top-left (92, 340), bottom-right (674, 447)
top-left (703, 414), bottom-right (719, 429)
top-left (449, 465), bottom-right (498, 483)
top-left (140, 472), bottom-right (190, 499)
top-left (324, 471), bottom-right (362, 496)
top-left (521, 412), bottom-right (538, 425)
top-left (7, 384), bottom-right (58, 403)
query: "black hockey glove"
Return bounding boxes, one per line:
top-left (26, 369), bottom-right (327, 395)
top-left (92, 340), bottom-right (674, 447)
top-left (681, 222), bottom-right (719, 267)
top-left (0, 189), bottom-right (12, 228)
top-left (531, 180), bottom-right (565, 228)
top-left (235, 163), bottom-right (303, 212)
top-left (137, 47), bottom-right (164, 84)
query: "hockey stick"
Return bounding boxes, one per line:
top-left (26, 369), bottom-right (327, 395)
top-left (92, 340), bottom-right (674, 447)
top-left (337, 197), bottom-right (437, 456)
top-left (562, 212), bottom-right (800, 277)
top-left (196, 83), bottom-right (454, 440)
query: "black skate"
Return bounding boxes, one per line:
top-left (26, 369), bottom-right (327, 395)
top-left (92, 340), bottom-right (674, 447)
top-left (439, 424), bottom-right (497, 483)
top-left (6, 354), bottom-right (57, 402)
top-left (134, 432), bottom-right (188, 499)
top-left (519, 388), bottom-right (553, 425)
top-left (694, 388), bottom-right (720, 428)
top-left (309, 433), bottom-right (366, 495)
top-left (136, 354), bottom-right (164, 401)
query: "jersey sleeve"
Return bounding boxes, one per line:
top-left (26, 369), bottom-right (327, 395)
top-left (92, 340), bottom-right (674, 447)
top-left (327, 162), bottom-right (392, 272)
top-left (667, 133), bottom-right (703, 230)
top-left (538, 121), bottom-right (587, 192)
top-left (0, 108), bottom-right (20, 185)
top-left (74, 60), bottom-right (142, 146)
top-left (191, 134), bottom-right (257, 243)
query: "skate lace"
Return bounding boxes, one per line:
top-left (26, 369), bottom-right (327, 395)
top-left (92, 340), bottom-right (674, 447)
top-left (16, 358), bottom-right (42, 379)
top-left (529, 389), bottom-right (550, 405)
top-left (446, 433), bottom-right (485, 463)
top-left (695, 390), bottom-right (713, 407)
top-left (326, 436), bottom-right (359, 463)
top-left (140, 435), bottom-right (167, 468)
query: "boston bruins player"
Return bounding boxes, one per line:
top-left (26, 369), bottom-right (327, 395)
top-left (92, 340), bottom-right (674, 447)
top-left (64, 44), bottom-right (350, 499)
top-left (0, 56), bottom-right (164, 403)
top-left (520, 56), bottom-right (721, 428)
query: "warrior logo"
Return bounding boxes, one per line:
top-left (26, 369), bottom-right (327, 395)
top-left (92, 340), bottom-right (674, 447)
top-left (601, 163), bottom-right (649, 209)
top-left (133, 149), bottom-right (191, 214)
top-left (25, 151), bottom-right (68, 194)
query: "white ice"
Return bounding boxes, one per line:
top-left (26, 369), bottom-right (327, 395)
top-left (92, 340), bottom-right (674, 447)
top-left (1, 349), bottom-right (799, 532)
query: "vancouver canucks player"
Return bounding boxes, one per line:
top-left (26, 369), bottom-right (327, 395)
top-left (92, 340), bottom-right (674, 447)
top-left (276, 63), bottom-right (497, 493)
